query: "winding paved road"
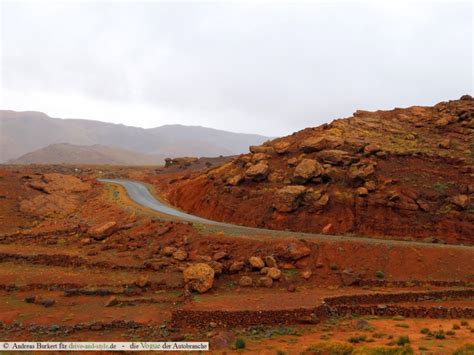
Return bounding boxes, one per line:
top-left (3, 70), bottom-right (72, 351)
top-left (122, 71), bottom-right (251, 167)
top-left (99, 179), bottom-right (227, 226)
top-left (99, 178), bottom-right (473, 249)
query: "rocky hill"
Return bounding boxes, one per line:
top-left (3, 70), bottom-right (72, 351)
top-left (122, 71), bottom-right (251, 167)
top-left (0, 111), bottom-right (269, 163)
top-left (155, 96), bottom-right (474, 244)
top-left (8, 143), bottom-right (165, 166)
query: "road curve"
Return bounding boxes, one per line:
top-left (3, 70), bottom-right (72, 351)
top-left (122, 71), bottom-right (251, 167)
top-left (99, 179), bottom-right (228, 226)
top-left (98, 178), bottom-right (473, 249)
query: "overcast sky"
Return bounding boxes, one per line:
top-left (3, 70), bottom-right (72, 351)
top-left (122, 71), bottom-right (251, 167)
top-left (0, 1), bottom-right (472, 136)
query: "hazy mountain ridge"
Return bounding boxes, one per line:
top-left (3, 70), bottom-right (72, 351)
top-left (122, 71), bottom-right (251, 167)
top-left (0, 110), bottom-right (269, 163)
top-left (8, 143), bottom-right (166, 166)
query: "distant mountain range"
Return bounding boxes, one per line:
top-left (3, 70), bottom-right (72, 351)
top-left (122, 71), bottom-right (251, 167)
top-left (9, 143), bottom-right (166, 166)
top-left (0, 110), bottom-right (269, 164)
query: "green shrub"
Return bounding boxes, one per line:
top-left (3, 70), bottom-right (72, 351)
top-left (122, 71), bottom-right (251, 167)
top-left (420, 328), bottom-right (430, 334)
top-left (434, 330), bottom-right (445, 339)
top-left (330, 264), bottom-right (339, 271)
top-left (452, 323), bottom-right (460, 330)
top-left (235, 338), bottom-right (246, 349)
top-left (446, 330), bottom-right (455, 336)
top-left (396, 335), bottom-right (410, 346)
top-left (375, 271), bottom-right (385, 278)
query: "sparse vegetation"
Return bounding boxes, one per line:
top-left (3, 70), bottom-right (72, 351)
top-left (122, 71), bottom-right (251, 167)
top-left (420, 328), bottom-right (430, 334)
top-left (434, 182), bottom-right (448, 194)
top-left (453, 344), bottom-right (474, 355)
top-left (434, 330), bottom-right (446, 339)
top-left (396, 336), bottom-right (410, 346)
top-left (375, 270), bottom-right (385, 278)
top-left (306, 342), bottom-right (353, 354)
top-left (235, 338), bottom-right (246, 349)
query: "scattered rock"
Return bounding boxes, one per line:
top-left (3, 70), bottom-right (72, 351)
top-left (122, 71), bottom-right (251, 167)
top-left (249, 145), bottom-right (274, 154)
top-left (266, 267), bottom-right (282, 280)
top-left (208, 261), bottom-right (224, 276)
top-left (274, 141), bottom-right (290, 154)
top-left (135, 276), bottom-right (149, 288)
top-left (245, 162), bottom-right (270, 181)
top-left (162, 246), bottom-right (177, 257)
top-left (364, 181), bottom-right (376, 192)
top-left (300, 136), bottom-right (344, 153)
top-left (229, 261), bottom-right (245, 273)
top-left (287, 157), bottom-right (299, 166)
top-left (287, 284), bottom-right (296, 292)
top-left (273, 185), bottom-right (306, 212)
top-left (301, 270), bottom-right (312, 280)
top-left (257, 276), bottom-right (273, 288)
top-left (248, 256), bottom-right (265, 269)
top-left (286, 242), bottom-right (311, 260)
top-left (265, 256), bottom-right (277, 268)
top-left (450, 195), bottom-right (470, 210)
top-left (210, 330), bottom-right (235, 350)
top-left (183, 263), bottom-right (215, 294)
top-left (355, 319), bottom-right (371, 330)
top-left (363, 144), bottom-right (381, 155)
top-left (226, 174), bottom-right (244, 186)
top-left (356, 187), bottom-right (369, 196)
top-left (40, 299), bottom-right (55, 308)
top-left (293, 159), bottom-right (323, 183)
top-left (416, 199), bottom-right (431, 212)
top-left (252, 153), bottom-right (270, 162)
top-left (341, 269), bottom-right (361, 286)
top-left (88, 221), bottom-right (117, 240)
top-left (213, 251), bottom-right (228, 261)
top-left (322, 223), bottom-right (333, 234)
top-left (173, 249), bottom-right (188, 261)
top-left (238, 276), bottom-right (253, 287)
top-left (105, 296), bottom-right (119, 307)
top-left (438, 138), bottom-right (451, 149)
top-left (24, 295), bottom-right (36, 304)
top-left (318, 150), bottom-right (352, 165)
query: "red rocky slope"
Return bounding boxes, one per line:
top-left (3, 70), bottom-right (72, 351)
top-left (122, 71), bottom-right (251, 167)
top-left (154, 96), bottom-right (474, 244)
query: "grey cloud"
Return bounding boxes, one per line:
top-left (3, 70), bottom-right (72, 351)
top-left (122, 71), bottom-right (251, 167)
top-left (1, 2), bottom-right (472, 136)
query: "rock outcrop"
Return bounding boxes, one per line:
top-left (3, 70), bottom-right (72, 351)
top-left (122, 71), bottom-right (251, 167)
top-left (157, 96), bottom-right (474, 245)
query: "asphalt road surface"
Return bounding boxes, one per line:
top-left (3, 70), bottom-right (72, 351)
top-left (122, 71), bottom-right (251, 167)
top-left (98, 178), bottom-right (472, 250)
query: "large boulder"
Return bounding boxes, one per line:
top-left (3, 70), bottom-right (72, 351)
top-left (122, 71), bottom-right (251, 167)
top-left (285, 242), bottom-right (311, 260)
top-left (349, 164), bottom-right (376, 181)
top-left (251, 153), bottom-right (270, 162)
top-left (273, 185), bottom-right (306, 212)
top-left (88, 221), bottom-right (117, 240)
top-left (245, 162), bottom-right (270, 181)
top-left (273, 141), bottom-right (290, 154)
top-left (299, 136), bottom-right (344, 153)
top-left (450, 195), bottom-right (470, 210)
top-left (293, 159), bottom-right (323, 183)
top-left (226, 174), bottom-right (244, 186)
top-left (249, 145), bottom-right (274, 154)
top-left (317, 150), bottom-right (352, 165)
top-left (183, 263), bottom-right (215, 293)
top-left (248, 256), bottom-right (265, 269)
